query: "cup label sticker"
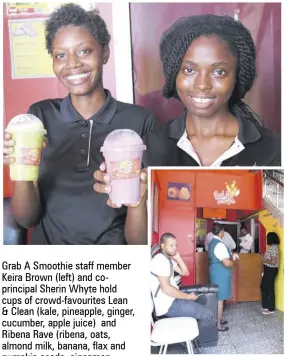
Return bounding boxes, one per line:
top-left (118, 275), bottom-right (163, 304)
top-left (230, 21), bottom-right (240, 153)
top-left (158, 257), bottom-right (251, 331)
top-left (15, 148), bottom-right (41, 166)
top-left (110, 158), bottom-right (141, 179)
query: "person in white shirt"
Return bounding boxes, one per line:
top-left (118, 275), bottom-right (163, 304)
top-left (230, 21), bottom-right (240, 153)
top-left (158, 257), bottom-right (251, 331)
top-left (205, 228), bottom-right (236, 252)
top-left (239, 226), bottom-right (253, 253)
top-left (151, 232), bottom-right (215, 322)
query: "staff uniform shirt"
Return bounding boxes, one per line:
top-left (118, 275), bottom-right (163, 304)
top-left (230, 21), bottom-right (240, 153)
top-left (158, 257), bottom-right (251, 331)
top-left (28, 89), bottom-right (156, 245)
top-left (143, 111), bottom-right (281, 167)
top-left (151, 254), bottom-right (178, 316)
top-left (211, 236), bottom-right (231, 261)
top-left (239, 234), bottom-right (254, 253)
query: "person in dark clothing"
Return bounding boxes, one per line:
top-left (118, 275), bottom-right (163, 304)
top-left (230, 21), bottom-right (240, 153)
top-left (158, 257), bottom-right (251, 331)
top-left (95, 14), bottom-right (281, 200)
top-left (3, 4), bottom-right (156, 245)
top-left (260, 232), bottom-right (280, 314)
top-left (143, 14), bottom-right (280, 167)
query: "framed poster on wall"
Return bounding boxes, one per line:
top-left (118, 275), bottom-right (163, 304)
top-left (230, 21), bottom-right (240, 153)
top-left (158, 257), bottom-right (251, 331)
top-left (8, 19), bottom-right (54, 78)
top-left (167, 182), bottom-right (191, 201)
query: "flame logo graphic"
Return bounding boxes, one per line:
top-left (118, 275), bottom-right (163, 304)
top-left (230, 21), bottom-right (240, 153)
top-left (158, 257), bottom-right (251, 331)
top-left (225, 180), bottom-right (240, 197)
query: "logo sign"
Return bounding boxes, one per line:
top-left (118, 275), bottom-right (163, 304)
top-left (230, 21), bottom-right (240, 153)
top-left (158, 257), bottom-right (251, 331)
top-left (213, 180), bottom-right (240, 206)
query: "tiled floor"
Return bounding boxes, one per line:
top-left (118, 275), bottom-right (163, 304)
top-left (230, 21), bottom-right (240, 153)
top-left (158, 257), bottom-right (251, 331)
top-left (151, 302), bottom-right (284, 354)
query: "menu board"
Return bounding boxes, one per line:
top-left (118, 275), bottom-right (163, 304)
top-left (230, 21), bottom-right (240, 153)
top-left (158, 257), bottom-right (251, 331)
top-left (9, 19), bottom-right (54, 78)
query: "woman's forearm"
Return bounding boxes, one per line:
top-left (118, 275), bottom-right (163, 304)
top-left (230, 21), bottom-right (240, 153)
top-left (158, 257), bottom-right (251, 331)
top-left (263, 258), bottom-right (274, 265)
top-left (222, 258), bottom-right (234, 268)
top-left (11, 181), bottom-right (41, 228)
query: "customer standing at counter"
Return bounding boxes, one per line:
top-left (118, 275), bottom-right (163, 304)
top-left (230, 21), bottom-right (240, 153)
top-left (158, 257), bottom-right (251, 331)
top-left (205, 226), bottom-right (236, 252)
top-left (260, 232), bottom-right (280, 315)
top-left (208, 223), bottom-right (239, 331)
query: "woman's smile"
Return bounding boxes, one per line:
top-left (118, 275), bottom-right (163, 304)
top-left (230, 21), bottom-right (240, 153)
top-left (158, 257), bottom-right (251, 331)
top-left (189, 96), bottom-right (216, 109)
top-left (65, 71), bottom-right (92, 85)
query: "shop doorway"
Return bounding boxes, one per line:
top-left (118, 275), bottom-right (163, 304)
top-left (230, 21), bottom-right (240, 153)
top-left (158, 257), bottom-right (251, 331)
top-left (216, 221), bottom-right (240, 252)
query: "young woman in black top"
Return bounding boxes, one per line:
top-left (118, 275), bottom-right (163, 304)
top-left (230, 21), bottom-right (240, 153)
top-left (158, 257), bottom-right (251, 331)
top-left (3, 4), bottom-right (155, 245)
top-left (142, 14), bottom-right (280, 166)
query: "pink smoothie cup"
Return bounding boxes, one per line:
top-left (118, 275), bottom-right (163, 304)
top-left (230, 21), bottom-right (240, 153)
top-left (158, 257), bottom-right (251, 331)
top-left (100, 129), bottom-right (146, 205)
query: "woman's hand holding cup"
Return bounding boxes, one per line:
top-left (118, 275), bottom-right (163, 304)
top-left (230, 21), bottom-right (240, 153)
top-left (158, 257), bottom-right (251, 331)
top-left (93, 162), bottom-right (147, 209)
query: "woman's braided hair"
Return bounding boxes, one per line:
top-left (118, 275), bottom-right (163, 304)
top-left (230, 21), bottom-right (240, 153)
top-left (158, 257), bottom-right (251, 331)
top-left (160, 14), bottom-right (263, 126)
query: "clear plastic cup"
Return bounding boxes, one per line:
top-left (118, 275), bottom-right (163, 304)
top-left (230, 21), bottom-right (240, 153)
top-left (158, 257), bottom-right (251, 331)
top-left (6, 114), bottom-right (47, 181)
top-left (100, 129), bottom-right (146, 205)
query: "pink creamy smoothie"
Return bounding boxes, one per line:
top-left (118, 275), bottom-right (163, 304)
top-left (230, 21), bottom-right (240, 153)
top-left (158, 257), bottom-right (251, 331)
top-left (100, 129), bottom-right (146, 205)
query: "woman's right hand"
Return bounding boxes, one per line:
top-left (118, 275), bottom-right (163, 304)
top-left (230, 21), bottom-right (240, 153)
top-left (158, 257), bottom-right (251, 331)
top-left (3, 130), bottom-right (48, 166)
top-left (3, 131), bottom-right (15, 165)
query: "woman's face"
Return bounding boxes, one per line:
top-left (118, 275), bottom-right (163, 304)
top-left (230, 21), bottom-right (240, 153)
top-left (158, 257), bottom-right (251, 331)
top-left (176, 35), bottom-right (237, 118)
top-left (51, 25), bottom-right (109, 96)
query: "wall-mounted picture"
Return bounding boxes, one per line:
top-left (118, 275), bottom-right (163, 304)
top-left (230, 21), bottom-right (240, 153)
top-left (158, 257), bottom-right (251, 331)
top-left (167, 182), bottom-right (191, 201)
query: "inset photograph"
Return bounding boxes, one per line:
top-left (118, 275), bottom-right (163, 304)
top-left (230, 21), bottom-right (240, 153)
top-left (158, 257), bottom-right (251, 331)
top-left (131, 2), bottom-right (281, 166)
top-left (150, 169), bottom-right (283, 354)
top-left (3, 2), bottom-right (150, 245)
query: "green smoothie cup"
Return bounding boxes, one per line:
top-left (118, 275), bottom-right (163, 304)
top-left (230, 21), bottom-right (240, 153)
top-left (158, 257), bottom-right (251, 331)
top-left (6, 114), bottom-right (47, 181)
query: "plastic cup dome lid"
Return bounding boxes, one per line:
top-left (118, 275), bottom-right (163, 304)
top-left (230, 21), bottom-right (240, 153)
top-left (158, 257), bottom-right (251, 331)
top-left (101, 129), bottom-right (146, 152)
top-left (7, 114), bottom-right (46, 133)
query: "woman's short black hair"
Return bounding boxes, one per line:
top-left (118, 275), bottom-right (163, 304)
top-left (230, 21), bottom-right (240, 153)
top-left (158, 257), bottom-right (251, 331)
top-left (45, 3), bottom-right (111, 54)
top-left (267, 232), bottom-right (280, 245)
top-left (212, 222), bottom-right (224, 236)
top-left (160, 14), bottom-right (262, 125)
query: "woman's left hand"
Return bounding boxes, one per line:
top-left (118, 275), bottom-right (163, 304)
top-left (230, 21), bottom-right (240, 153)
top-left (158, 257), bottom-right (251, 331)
top-left (232, 253), bottom-right (239, 261)
top-left (93, 162), bottom-right (147, 208)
